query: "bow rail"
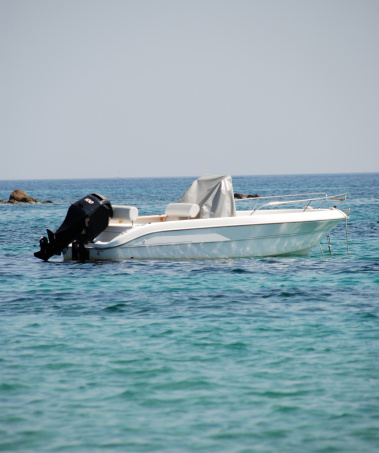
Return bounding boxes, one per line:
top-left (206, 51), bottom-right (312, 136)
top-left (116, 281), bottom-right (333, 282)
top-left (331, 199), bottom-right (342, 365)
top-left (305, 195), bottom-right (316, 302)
top-left (235, 192), bottom-right (347, 215)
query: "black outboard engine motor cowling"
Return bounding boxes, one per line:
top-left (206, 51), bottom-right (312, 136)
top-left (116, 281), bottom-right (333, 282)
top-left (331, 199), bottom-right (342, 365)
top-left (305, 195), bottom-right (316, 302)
top-left (34, 193), bottom-right (113, 261)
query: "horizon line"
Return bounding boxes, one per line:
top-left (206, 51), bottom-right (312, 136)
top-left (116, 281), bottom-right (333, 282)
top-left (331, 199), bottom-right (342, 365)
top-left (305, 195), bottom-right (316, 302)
top-left (0, 171), bottom-right (378, 183)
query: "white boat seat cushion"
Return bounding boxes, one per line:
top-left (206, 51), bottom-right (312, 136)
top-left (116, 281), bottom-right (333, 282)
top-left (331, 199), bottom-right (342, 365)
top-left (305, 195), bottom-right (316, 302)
top-left (112, 205), bottom-right (138, 221)
top-left (165, 203), bottom-right (200, 218)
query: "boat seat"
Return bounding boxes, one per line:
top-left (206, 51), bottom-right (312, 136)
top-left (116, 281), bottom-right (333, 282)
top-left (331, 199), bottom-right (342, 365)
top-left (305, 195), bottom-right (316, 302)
top-left (165, 203), bottom-right (200, 219)
top-left (112, 205), bottom-right (138, 222)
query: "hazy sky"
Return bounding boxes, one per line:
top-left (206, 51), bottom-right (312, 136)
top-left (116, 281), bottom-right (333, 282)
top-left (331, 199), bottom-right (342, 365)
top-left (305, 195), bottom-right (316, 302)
top-left (1, 0), bottom-right (378, 180)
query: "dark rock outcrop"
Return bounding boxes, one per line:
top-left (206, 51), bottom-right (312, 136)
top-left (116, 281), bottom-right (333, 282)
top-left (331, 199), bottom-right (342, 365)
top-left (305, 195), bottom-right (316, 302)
top-left (0, 190), bottom-right (53, 204)
top-left (234, 193), bottom-right (259, 199)
top-left (8, 189), bottom-right (38, 203)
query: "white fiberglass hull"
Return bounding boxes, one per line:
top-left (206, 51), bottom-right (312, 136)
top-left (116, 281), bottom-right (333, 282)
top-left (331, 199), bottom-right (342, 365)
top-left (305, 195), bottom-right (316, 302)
top-left (63, 208), bottom-right (347, 261)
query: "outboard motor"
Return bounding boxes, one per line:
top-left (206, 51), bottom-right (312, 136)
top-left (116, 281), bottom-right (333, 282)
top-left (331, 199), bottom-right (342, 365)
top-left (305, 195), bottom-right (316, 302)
top-left (34, 193), bottom-right (113, 261)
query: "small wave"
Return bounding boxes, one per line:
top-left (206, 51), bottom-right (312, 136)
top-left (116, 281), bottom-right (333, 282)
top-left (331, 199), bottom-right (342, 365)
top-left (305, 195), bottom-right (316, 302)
top-left (103, 303), bottom-right (128, 312)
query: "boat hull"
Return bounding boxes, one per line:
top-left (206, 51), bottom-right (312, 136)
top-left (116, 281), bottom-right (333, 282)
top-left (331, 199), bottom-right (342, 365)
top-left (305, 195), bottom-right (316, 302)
top-left (63, 211), bottom-right (346, 260)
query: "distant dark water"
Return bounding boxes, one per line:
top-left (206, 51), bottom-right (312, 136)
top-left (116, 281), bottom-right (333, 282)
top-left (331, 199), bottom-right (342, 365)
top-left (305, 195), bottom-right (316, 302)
top-left (1, 174), bottom-right (378, 452)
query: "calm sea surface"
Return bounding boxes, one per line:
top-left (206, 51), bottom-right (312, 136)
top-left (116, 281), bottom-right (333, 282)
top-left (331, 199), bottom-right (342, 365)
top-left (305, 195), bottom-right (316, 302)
top-left (0, 174), bottom-right (378, 452)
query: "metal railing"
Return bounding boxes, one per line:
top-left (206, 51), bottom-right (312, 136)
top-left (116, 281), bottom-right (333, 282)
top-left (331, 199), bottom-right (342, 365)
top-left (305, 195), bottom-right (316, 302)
top-left (235, 192), bottom-right (347, 215)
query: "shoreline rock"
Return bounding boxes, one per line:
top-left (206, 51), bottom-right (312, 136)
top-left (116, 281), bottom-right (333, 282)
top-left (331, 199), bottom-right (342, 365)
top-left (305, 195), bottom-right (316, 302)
top-left (9, 189), bottom-right (38, 203)
top-left (234, 193), bottom-right (260, 199)
top-left (0, 190), bottom-right (53, 204)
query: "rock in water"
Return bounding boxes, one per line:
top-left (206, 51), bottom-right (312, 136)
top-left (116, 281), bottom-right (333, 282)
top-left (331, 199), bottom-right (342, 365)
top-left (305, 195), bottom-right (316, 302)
top-left (8, 189), bottom-right (38, 203)
top-left (234, 193), bottom-right (260, 199)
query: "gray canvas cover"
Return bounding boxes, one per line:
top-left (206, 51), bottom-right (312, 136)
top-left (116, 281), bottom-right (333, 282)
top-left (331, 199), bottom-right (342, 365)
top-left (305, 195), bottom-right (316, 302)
top-left (178, 175), bottom-right (236, 219)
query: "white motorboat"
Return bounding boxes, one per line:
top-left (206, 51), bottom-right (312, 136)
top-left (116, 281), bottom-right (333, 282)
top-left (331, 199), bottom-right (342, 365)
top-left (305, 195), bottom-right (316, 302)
top-left (34, 175), bottom-right (349, 261)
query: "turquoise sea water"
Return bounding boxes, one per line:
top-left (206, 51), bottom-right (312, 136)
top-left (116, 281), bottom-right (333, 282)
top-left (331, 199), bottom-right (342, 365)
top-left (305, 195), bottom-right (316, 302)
top-left (0, 173), bottom-right (378, 452)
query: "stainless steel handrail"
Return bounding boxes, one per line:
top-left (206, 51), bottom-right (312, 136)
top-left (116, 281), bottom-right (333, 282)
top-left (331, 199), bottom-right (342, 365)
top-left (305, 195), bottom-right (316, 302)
top-left (235, 193), bottom-right (347, 215)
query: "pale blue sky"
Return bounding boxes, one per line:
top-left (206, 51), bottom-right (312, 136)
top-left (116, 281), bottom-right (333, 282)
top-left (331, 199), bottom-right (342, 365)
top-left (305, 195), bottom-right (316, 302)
top-left (1, 0), bottom-right (378, 180)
